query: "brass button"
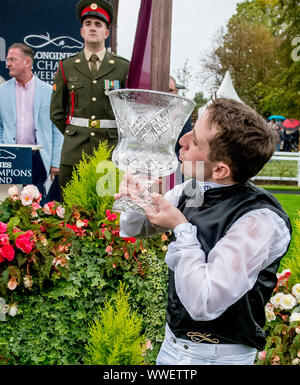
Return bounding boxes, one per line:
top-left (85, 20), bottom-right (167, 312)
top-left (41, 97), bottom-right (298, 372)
top-left (91, 132), bottom-right (95, 136)
top-left (91, 115), bottom-right (96, 120)
top-left (92, 97), bottom-right (97, 102)
top-left (91, 120), bottom-right (97, 127)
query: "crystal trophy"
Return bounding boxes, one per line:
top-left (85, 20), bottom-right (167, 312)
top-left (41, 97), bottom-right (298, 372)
top-left (108, 89), bottom-right (195, 213)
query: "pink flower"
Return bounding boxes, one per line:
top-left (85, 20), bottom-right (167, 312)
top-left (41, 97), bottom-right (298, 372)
top-left (31, 202), bottom-right (41, 211)
top-left (8, 185), bottom-right (19, 197)
top-left (43, 201), bottom-right (56, 215)
top-left (1, 244), bottom-right (15, 261)
top-left (105, 209), bottom-right (118, 222)
top-left (15, 231), bottom-right (35, 254)
top-left (106, 245), bottom-right (113, 255)
top-left (257, 351), bottom-right (266, 361)
top-left (161, 233), bottom-right (168, 241)
top-left (0, 222), bottom-right (8, 234)
top-left (7, 277), bottom-right (18, 291)
top-left (276, 269), bottom-right (291, 289)
top-left (56, 206), bottom-right (65, 218)
top-left (0, 234), bottom-right (9, 245)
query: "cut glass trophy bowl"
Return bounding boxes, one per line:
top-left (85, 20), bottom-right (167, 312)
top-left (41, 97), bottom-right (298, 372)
top-left (108, 89), bottom-right (196, 213)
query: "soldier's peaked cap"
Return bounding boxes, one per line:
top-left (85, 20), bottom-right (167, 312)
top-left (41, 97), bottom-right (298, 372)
top-left (76, 0), bottom-right (114, 26)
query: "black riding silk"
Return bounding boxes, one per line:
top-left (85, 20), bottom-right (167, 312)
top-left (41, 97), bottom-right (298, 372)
top-left (167, 181), bottom-right (291, 350)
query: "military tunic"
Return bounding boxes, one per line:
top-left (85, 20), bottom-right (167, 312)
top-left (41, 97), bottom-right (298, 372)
top-left (50, 49), bottom-right (129, 169)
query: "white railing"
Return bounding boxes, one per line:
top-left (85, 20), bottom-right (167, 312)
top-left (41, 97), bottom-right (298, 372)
top-left (252, 151), bottom-right (300, 187)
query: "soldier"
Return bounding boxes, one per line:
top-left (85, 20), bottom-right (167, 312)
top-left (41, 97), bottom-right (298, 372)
top-left (50, 0), bottom-right (129, 194)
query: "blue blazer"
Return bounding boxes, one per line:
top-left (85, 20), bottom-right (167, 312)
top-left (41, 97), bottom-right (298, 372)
top-left (0, 76), bottom-right (63, 174)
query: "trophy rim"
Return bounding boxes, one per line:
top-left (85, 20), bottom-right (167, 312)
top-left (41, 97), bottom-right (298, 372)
top-left (108, 88), bottom-right (196, 108)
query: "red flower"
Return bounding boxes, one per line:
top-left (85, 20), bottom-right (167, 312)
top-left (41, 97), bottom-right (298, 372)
top-left (66, 224), bottom-right (86, 237)
top-left (0, 233), bottom-right (9, 245)
top-left (0, 244), bottom-right (15, 261)
top-left (122, 237), bottom-right (137, 244)
top-left (15, 231), bottom-right (35, 254)
top-left (0, 222), bottom-right (8, 234)
top-left (105, 209), bottom-right (118, 222)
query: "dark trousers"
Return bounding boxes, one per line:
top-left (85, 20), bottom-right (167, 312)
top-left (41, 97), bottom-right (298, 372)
top-left (32, 150), bottom-right (47, 200)
top-left (58, 164), bottom-right (75, 201)
top-left (32, 151), bottom-right (61, 205)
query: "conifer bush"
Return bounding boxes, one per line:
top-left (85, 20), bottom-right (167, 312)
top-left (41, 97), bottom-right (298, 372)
top-left (84, 283), bottom-right (145, 365)
top-left (62, 142), bottom-right (121, 221)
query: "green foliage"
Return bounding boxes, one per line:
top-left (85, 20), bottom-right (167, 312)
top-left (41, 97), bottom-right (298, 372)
top-left (62, 141), bottom-right (122, 221)
top-left (199, 0), bottom-right (299, 117)
top-left (280, 217), bottom-right (300, 286)
top-left (0, 143), bottom-right (169, 366)
top-left (85, 283), bottom-right (145, 365)
top-left (193, 92), bottom-right (208, 111)
top-left (0, 189), bottom-right (76, 301)
top-left (0, 225), bottom-right (168, 365)
top-left (255, 270), bottom-right (300, 365)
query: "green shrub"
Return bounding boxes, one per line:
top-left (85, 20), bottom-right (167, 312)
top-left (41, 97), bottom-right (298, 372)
top-left (62, 141), bottom-right (121, 221)
top-left (85, 283), bottom-right (145, 365)
top-left (280, 217), bottom-right (300, 286)
top-left (0, 143), bottom-right (168, 365)
top-left (0, 229), bottom-right (168, 365)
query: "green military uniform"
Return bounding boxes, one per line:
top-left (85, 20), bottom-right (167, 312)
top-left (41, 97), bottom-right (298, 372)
top-left (50, 0), bottom-right (130, 191)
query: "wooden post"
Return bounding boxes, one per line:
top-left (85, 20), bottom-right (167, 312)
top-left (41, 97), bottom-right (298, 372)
top-left (150, 0), bottom-right (172, 92)
top-left (111, 0), bottom-right (119, 54)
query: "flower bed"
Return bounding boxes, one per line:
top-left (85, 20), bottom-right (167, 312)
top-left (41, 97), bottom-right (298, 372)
top-left (0, 185), bottom-right (168, 365)
top-left (256, 270), bottom-right (300, 365)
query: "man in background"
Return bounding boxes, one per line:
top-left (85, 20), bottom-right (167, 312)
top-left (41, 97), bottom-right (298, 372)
top-left (169, 76), bottom-right (193, 159)
top-left (0, 43), bottom-right (63, 203)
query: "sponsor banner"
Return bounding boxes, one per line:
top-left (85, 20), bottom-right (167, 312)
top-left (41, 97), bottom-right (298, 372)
top-left (0, 0), bottom-right (111, 84)
top-left (0, 147), bottom-right (32, 184)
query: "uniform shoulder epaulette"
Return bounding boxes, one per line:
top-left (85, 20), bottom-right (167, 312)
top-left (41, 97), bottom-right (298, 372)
top-left (61, 52), bottom-right (78, 63)
top-left (112, 53), bottom-right (130, 63)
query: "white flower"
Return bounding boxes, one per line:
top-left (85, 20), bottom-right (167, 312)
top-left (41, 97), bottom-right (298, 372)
top-left (290, 312), bottom-right (300, 323)
top-left (270, 293), bottom-right (284, 308)
top-left (292, 358), bottom-right (300, 365)
top-left (8, 304), bottom-right (18, 317)
top-left (22, 185), bottom-right (40, 200)
top-left (56, 206), bottom-right (65, 218)
top-left (292, 284), bottom-right (300, 299)
top-left (265, 307), bottom-right (276, 322)
top-left (43, 203), bottom-right (52, 215)
top-left (8, 185), bottom-right (19, 197)
top-left (280, 294), bottom-right (297, 310)
top-left (296, 328), bottom-right (300, 334)
top-left (277, 269), bottom-right (291, 279)
top-left (20, 190), bottom-right (33, 206)
top-left (76, 219), bottom-right (85, 228)
top-left (7, 277), bottom-right (18, 291)
top-left (23, 276), bottom-right (33, 289)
